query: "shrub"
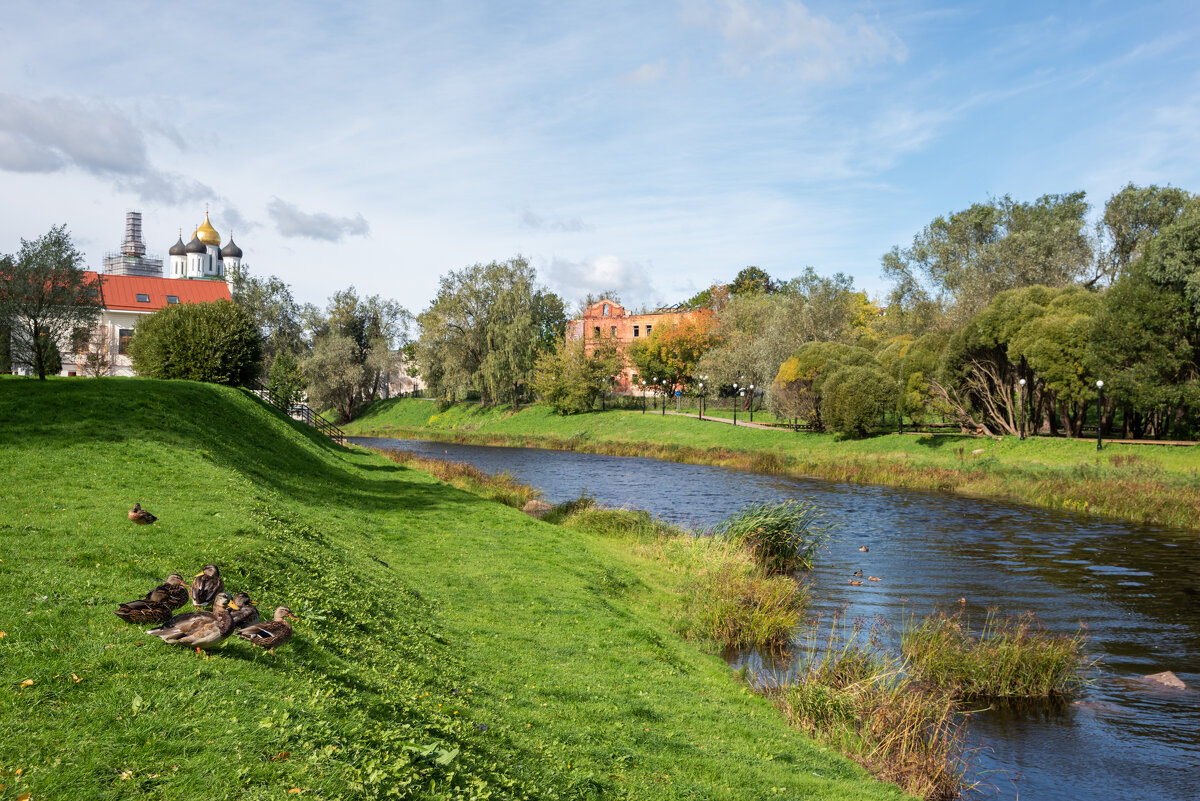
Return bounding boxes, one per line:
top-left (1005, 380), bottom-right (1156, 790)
top-left (711, 500), bottom-right (833, 573)
top-left (128, 299), bottom-right (262, 386)
top-left (823, 363), bottom-right (898, 437)
top-left (268, 350), bottom-right (305, 407)
top-left (901, 609), bottom-right (1089, 699)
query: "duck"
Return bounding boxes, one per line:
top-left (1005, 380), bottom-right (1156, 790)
top-left (128, 503), bottom-right (157, 525)
top-left (236, 606), bottom-right (298, 654)
top-left (858, 545), bottom-right (870, 552)
top-left (190, 564), bottom-right (225, 608)
top-left (852, 569), bottom-right (864, 577)
top-left (151, 573), bottom-right (190, 610)
top-left (868, 576), bottom-right (882, 582)
top-left (848, 579), bottom-right (864, 587)
top-left (147, 592), bottom-right (236, 655)
top-left (114, 591), bottom-right (174, 624)
top-left (229, 592), bottom-right (260, 628)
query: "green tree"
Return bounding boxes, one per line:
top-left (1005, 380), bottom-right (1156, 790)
top-left (0, 225), bottom-right (101, 379)
top-left (415, 258), bottom-right (563, 405)
top-left (771, 342), bottom-right (879, 430)
top-left (268, 349), bottom-right (306, 408)
top-left (882, 192), bottom-right (1092, 323)
top-left (823, 363), bottom-right (897, 437)
top-left (128, 299), bottom-right (262, 386)
top-left (730, 266), bottom-right (775, 296)
top-left (531, 333), bottom-right (624, 414)
top-left (1097, 183), bottom-right (1193, 284)
top-left (227, 264), bottom-right (313, 367)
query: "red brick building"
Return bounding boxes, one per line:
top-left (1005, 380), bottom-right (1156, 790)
top-left (566, 298), bottom-right (699, 390)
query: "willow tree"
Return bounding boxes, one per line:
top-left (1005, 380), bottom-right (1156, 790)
top-left (415, 257), bottom-right (564, 405)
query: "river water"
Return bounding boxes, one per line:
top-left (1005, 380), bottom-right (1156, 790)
top-left (351, 436), bottom-right (1200, 801)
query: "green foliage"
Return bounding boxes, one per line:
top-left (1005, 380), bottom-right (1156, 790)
top-left (772, 342), bottom-right (882, 430)
top-left (730, 265), bottom-right (776, 296)
top-left (0, 224), bottom-right (101, 379)
top-left (415, 258), bottom-right (564, 405)
top-left (823, 363), bottom-right (898, 436)
top-left (902, 610), bottom-right (1089, 699)
top-left (128, 299), bottom-right (262, 385)
top-left (531, 333), bottom-right (623, 414)
top-left (227, 264), bottom-right (311, 364)
top-left (1098, 183), bottom-right (1193, 282)
top-left (267, 349), bottom-right (305, 407)
top-left (711, 499), bottom-right (833, 573)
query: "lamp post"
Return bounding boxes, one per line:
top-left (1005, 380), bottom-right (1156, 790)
top-left (662, 377), bottom-right (667, 416)
top-left (1018, 378), bottom-right (1026, 440)
top-left (749, 384), bottom-right (755, 423)
top-left (1096, 379), bottom-right (1104, 451)
top-left (732, 382), bottom-right (739, 426)
top-left (698, 382), bottom-right (704, 420)
top-left (641, 379), bottom-right (646, 414)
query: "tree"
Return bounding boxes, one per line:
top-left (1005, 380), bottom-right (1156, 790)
top-left (1096, 183), bottom-right (1193, 285)
top-left (79, 326), bottom-right (113, 377)
top-left (0, 225), bottom-right (101, 379)
top-left (771, 342), bottom-right (879, 430)
top-left (415, 258), bottom-right (563, 405)
top-left (882, 193), bottom-right (1092, 323)
top-left (627, 313), bottom-right (717, 392)
top-left (531, 333), bottom-right (624, 414)
top-left (823, 363), bottom-right (898, 437)
top-left (304, 287), bottom-right (410, 419)
top-left (730, 266), bottom-right (776, 296)
top-left (268, 349), bottom-right (305, 407)
top-left (128, 299), bottom-right (262, 386)
top-left (227, 264), bottom-right (313, 366)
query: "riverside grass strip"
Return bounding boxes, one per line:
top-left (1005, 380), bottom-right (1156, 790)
top-left (344, 399), bottom-right (1200, 531)
top-left (0, 376), bottom-right (908, 801)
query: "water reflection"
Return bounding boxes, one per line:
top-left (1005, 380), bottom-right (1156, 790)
top-left (352, 437), bottom-right (1200, 801)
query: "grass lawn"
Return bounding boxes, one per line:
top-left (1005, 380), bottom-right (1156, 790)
top-left (345, 398), bottom-right (1200, 530)
top-left (0, 376), bottom-right (907, 801)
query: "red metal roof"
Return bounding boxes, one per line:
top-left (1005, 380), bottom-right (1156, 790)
top-left (85, 271), bottom-right (232, 312)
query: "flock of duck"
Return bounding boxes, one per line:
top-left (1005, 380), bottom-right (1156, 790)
top-left (117, 504), bottom-right (297, 655)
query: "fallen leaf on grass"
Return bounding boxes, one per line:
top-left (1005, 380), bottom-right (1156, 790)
top-left (289, 789), bottom-right (303, 795)
top-left (270, 752), bottom-right (291, 761)
top-left (20, 679), bottom-right (33, 688)
top-left (120, 771), bottom-right (132, 780)
top-left (0, 631), bottom-right (7, 638)
top-left (72, 674), bottom-right (81, 683)
top-left (18, 793), bottom-right (31, 801)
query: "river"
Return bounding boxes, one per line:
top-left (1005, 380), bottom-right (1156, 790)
top-left (351, 436), bottom-right (1200, 801)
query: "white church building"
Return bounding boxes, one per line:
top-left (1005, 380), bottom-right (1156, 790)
top-left (166, 210), bottom-right (243, 280)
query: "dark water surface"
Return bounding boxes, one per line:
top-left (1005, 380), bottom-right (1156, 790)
top-left (352, 436), bottom-right (1200, 801)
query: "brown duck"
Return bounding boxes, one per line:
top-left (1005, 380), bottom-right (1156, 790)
top-left (229, 592), bottom-right (260, 628)
top-left (190, 564), bottom-right (225, 608)
top-left (147, 592), bottom-right (236, 654)
top-left (128, 503), bottom-right (157, 524)
top-left (236, 606), bottom-right (298, 653)
top-left (114, 573), bottom-right (189, 622)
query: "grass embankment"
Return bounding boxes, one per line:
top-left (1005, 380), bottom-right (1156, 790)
top-left (345, 399), bottom-right (1200, 530)
top-left (0, 377), bottom-right (908, 801)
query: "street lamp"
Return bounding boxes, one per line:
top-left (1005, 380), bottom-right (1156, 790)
top-left (1096, 379), bottom-right (1104, 451)
top-left (641, 379), bottom-right (646, 414)
top-left (749, 384), bottom-right (755, 423)
top-left (1018, 378), bottom-right (1026, 440)
top-left (732, 382), bottom-right (739, 425)
top-left (662, 377), bottom-right (667, 416)
top-left (734, 390), bottom-right (745, 425)
top-left (698, 382), bottom-right (704, 420)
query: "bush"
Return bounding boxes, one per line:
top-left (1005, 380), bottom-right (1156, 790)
top-left (267, 350), bottom-right (305, 407)
top-left (711, 499), bottom-right (833, 573)
top-left (128, 299), bottom-right (262, 386)
top-left (823, 363), bottom-right (898, 437)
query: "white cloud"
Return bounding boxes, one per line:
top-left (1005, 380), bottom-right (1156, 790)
top-left (624, 60), bottom-right (668, 83)
top-left (519, 208), bottom-right (595, 233)
top-left (267, 197), bottom-right (370, 242)
top-left (686, 0), bottom-right (907, 79)
top-left (542, 254), bottom-right (660, 307)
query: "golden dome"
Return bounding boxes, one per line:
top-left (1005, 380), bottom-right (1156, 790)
top-left (193, 211), bottom-right (220, 247)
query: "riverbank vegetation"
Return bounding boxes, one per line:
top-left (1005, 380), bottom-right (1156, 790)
top-left (344, 399), bottom-right (1200, 530)
top-left (1, 376), bottom-right (908, 800)
top-left (711, 499), bottom-right (832, 573)
top-left (762, 618), bottom-right (970, 801)
top-left (901, 610), bottom-right (1089, 700)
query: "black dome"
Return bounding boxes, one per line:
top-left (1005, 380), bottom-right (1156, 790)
top-left (168, 236), bottom-right (187, 256)
top-left (185, 235), bottom-right (207, 254)
top-left (220, 238), bottom-right (243, 259)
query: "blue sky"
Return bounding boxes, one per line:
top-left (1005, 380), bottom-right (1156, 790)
top-left (2, 1), bottom-right (1198, 312)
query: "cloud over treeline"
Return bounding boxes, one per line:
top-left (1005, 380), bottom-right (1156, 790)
top-left (267, 197), bottom-right (370, 242)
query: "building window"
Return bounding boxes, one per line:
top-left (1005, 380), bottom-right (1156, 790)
top-left (602, 304), bottom-right (609, 316)
top-left (118, 329), bottom-right (133, 354)
top-left (166, 295), bottom-right (179, 304)
top-left (71, 327), bottom-right (90, 353)
top-left (593, 326), bottom-right (601, 337)
top-left (135, 293), bottom-right (150, 303)
top-left (610, 326), bottom-right (616, 337)
top-left (633, 325), bottom-right (639, 337)
top-left (646, 325), bottom-right (652, 336)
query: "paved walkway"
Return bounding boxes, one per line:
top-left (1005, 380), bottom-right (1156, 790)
top-left (661, 410), bottom-right (778, 430)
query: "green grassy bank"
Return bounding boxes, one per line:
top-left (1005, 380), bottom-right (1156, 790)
top-left (344, 399), bottom-right (1200, 530)
top-left (0, 377), bottom-right (906, 801)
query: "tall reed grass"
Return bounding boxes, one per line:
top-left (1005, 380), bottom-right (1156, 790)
top-left (901, 610), bottom-right (1088, 699)
top-left (711, 499), bottom-right (833, 573)
top-left (378, 448), bottom-right (542, 509)
top-left (761, 616), bottom-right (971, 801)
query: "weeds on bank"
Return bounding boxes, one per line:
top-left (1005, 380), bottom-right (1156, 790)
top-left (901, 610), bottom-right (1089, 700)
top-left (711, 499), bottom-right (833, 573)
top-left (378, 448), bottom-right (541, 509)
top-left (761, 616), bottom-right (972, 801)
top-left (551, 495), bottom-right (809, 649)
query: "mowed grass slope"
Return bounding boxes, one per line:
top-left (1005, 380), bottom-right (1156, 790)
top-left (346, 399), bottom-right (1200, 529)
top-left (0, 377), bottom-right (905, 801)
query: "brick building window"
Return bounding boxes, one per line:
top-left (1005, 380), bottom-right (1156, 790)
top-left (633, 325), bottom-right (639, 337)
top-left (602, 304), bottom-right (609, 316)
top-left (593, 326), bottom-right (601, 337)
top-left (646, 325), bottom-right (652, 336)
top-left (610, 326), bottom-right (616, 337)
